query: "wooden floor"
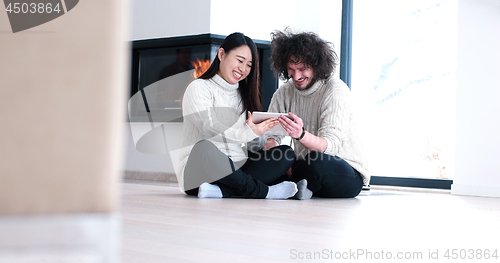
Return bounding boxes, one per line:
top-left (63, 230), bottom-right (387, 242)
top-left (120, 181), bottom-right (500, 263)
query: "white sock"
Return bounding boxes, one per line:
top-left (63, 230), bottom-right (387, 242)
top-left (266, 181), bottom-right (298, 199)
top-left (198, 182), bottom-right (223, 198)
top-left (293, 179), bottom-right (313, 200)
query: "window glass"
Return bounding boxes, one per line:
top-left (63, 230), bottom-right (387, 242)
top-left (351, 0), bottom-right (457, 179)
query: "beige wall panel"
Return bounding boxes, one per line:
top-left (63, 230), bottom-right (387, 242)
top-left (0, 1), bottom-right (129, 214)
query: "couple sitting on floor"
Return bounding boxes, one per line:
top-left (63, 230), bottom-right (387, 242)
top-left (177, 30), bottom-right (370, 200)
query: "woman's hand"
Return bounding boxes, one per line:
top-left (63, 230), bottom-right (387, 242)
top-left (278, 112), bottom-right (303, 138)
top-left (246, 111), bottom-right (279, 136)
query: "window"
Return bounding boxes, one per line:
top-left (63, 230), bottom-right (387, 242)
top-left (350, 0), bottom-right (457, 183)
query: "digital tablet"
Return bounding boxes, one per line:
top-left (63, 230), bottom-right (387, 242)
top-left (252, 111), bottom-right (292, 136)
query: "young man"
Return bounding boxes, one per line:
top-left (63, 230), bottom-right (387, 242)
top-left (265, 30), bottom-right (370, 199)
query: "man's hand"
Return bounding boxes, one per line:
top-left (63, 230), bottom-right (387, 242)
top-left (246, 111), bottom-right (279, 136)
top-left (278, 112), bottom-right (303, 139)
top-left (285, 168), bottom-right (292, 180)
top-left (279, 112), bottom-right (328, 152)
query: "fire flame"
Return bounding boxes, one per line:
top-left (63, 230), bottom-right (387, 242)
top-left (191, 58), bottom-right (211, 78)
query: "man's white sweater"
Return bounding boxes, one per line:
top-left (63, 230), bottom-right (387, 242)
top-left (268, 77), bottom-right (371, 184)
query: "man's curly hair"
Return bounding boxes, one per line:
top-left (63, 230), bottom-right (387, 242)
top-left (270, 29), bottom-right (339, 82)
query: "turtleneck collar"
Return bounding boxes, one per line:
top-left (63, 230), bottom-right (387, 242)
top-left (294, 79), bottom-right (324, 96)
top-left (212, 73), bottom-right (239, 92)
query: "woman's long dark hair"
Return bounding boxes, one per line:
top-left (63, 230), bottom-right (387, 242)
top-left (198, 32), bottom-right (262, 117)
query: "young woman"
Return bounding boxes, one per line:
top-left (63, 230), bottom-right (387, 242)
top-left (177, 32), bottom-right (298, 199)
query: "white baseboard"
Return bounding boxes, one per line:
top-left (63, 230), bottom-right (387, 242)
top-left (451, 183), bottom-right (500, 198)
top-left (0, 214), bottom-right (120, 263)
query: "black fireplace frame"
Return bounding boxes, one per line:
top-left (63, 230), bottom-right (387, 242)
top-left (130, 33), bottom-right (279, 112)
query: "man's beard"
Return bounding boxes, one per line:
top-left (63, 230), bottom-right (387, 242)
top-left (293, 77), bottom-right (317, 90)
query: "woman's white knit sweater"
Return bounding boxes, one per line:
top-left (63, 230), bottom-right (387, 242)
top-left (268, 77), bottom-right (371, 184)
top-left (177, 74), bottom-right (258, 190)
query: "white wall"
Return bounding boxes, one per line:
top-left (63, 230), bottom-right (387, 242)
top-left (210, 0), bottom-right (342, 51)
top-left (127, 0), bottom-right (343, 174)
top-left (131, 0), bottom-right (211, 40)
top-left (451, 0), bottom-right (500, 197)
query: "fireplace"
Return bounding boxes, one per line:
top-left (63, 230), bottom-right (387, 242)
top-left (129, 33), bottom-right (278, 123)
